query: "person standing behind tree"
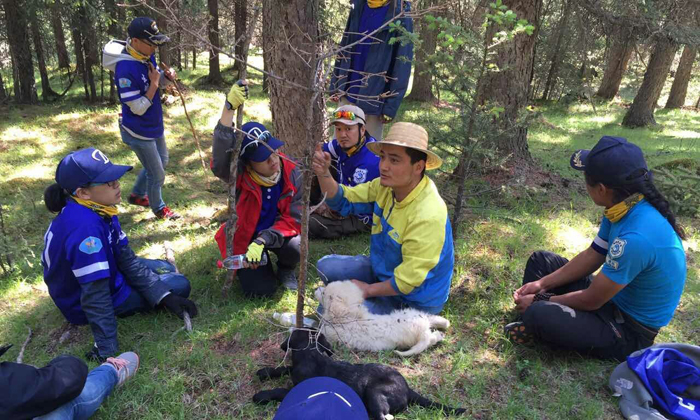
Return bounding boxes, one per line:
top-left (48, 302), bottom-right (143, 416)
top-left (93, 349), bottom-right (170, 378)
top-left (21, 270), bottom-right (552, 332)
top-left (329, 0), bottom-right (414, 141)
top-left (310, 104), bottom-right (380, 239)
top-left (103, 16), bottom-right (180, 220)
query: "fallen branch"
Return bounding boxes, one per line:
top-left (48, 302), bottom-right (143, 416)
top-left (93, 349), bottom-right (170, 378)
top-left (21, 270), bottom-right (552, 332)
top-left (16, 326), bottom-right (32, 364)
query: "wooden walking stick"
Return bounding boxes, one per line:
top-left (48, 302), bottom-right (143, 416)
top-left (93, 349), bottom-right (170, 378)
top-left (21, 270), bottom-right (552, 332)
top-left (161, 62), bottom-right (211, 189)
top-left (222, 7), bottom-right (262, 296)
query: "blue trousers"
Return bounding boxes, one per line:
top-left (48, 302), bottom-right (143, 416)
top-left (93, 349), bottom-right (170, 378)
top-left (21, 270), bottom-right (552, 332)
top-left (120, 127), bottom-right (168, 213)
top-left (316, 254), bottom-right (443, 315)
top-left (115, 258), bottom-right (191, 316)
top-left (35, 365), bottom-right (118, 420)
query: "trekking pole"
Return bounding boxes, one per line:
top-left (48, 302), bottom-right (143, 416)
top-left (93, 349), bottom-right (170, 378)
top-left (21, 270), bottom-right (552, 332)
top-left (161, 63), bottom-right (211, 189)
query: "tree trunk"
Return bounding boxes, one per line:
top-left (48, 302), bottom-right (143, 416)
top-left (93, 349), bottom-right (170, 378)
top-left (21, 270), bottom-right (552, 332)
top-left (156, 0), bottom-right (170, 65)
top-left (267, 0), bottom-right (321, 157)
top-left (261, 0), bottom-right (271, 94)
top-left (78, 5), bottom-right (97, 101)
top-left (50, 0), bottom-right (71, 69)
top-left (541, 0), bottom-right (572, 101)
top-left (234, 0), bottom-right (248, 77)
top-left (193, 48), bottom-right (197, 69)
top-left (406, 0), bottom-right (437, 102)
top-left (3, 0), bottom-right (36, 103)
top-left (595, 27), bottom-right (634, 99)
top-left (665, 45), bottom-right (697, 109)
top-left (0, 70), bottom-right (7, 101)
top-left (479, 0), bottom-right (541, 159)
top-left (70, 11), bottom-right (90, 100)
top-left (30, 11), bottom-right (59, 100)
top-left (207, 0), bottom-right (223, 83)
top-left (622, 36), bottom-right (677, 127)
top-left (105, 0), bottom-right (120, 103)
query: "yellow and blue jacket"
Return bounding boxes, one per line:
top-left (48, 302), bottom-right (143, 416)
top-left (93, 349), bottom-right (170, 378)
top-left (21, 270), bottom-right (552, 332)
top-left (326, 176), bottom-right (454, 310)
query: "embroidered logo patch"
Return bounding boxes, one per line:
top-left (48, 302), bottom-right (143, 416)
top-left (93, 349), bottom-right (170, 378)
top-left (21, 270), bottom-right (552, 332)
top-left (141, 74), bottom-right (148, 84)
top-left (79, 237), bottom-right (103, 254)
top-left (389, 230), bottom-right (400, 242)
top-left (118, 78), bottom-right (131, 88)
top-left (572, 150), bottom-right (584, 168)
top-left (609, 238), bottom-right (627, 258)
top-left (353, 168), bottom-right (368, 184)
top-left (606, 254), bottom-right (619, 270)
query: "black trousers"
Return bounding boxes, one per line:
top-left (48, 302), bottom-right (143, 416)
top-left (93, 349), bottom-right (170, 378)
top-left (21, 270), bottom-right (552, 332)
top-left (521, 251), bottom-right (657, 362)
top-left (308, 213), bottom-right (371, 239)
top-left (237, 236), bottom-right (300, 297)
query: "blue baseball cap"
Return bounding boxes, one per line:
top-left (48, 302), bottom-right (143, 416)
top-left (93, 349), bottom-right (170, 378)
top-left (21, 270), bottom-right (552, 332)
top-left (240, 122), bottom-right (284, 162)
top-left (56, 148), bottom-right (132, 193)
top-left (128, 17), bottom-right (170, 46)
top-left (274, 377), bottom-right (369, 420)
top-left (570, 136), bottom-right (649, 186)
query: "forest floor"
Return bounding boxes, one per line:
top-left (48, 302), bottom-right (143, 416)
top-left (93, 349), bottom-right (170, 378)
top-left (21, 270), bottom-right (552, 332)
top-left (0, 61), bottom-right (699, 419)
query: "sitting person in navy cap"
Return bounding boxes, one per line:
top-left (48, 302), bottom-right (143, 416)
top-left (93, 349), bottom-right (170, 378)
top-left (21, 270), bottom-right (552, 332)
top-left (507, 136), bottom-right (687, 361)
top-left (42, 148), bottom-right (198, 362)
top-left (273, 377), bottom-right (369, 420)
top-left (211, 83), bottom-right (302, 295)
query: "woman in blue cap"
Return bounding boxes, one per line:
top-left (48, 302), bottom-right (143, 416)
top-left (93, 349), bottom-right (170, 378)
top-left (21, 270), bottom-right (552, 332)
top-left (42, 148), bottom-right (198, 362)
top-left (506, 136), bottom-right (687, 361)
top-left (210, 83), bottom-right (302, 296)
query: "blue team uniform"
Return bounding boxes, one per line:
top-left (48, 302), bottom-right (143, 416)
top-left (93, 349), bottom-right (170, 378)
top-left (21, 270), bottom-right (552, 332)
top-left (323, 136), bottom-right (380, 188)
top-left (114, 53), bottom-right (164, 139)
top-left (591, 200), bottom-right (687, 328)
top-left (41, 201), bottom-right (133, 325)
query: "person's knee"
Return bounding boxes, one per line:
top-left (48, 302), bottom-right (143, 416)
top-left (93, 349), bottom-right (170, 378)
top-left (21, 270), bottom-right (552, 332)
top-left (316, 255), bottom-right (339, 284)
top-left (166, 275), bottom-right (191, 298)
top-left (525, 250), bottom-right (551, 269)
top-left (522, 301), bottom-right (576, 334)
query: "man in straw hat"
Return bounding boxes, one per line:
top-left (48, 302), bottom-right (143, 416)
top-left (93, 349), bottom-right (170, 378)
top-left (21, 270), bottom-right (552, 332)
top-left (310, 104), bottom-right (380, 239)
top-left (312, 122), bottom-right (454, 315)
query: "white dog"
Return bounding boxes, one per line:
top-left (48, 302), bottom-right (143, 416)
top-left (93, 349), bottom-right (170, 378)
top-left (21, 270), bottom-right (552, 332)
top-left (315, 280), bottom-right (450, 357)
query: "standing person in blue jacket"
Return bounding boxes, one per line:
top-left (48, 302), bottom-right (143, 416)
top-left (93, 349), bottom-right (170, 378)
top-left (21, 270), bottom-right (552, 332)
top-left (42, 148), bottom-right (198, 362)
top-left (103, 16), bottom-right (179, 219)
top-left (310, 104), bottom-right (380, 239)
top-left (507, 136), bottom-right (687, 361)
top-left (329, 0), bottom-right (414, 141)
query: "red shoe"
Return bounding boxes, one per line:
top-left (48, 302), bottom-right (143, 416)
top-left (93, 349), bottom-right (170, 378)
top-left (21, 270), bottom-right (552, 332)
top-left (155, 206), bottom-right (181, 220)
top-left (127, 194), bottom-right (150, 208)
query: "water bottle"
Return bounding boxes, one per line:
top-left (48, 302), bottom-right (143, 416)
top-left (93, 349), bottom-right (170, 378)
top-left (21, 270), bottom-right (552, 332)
top-left (217, 253), bottom-right (268, 270)
top-left (273, 312), bottom-right (319, 328)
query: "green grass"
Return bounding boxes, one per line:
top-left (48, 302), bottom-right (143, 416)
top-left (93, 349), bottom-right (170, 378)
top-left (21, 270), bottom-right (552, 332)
top-left (0, 63), bottom-right (699, 419)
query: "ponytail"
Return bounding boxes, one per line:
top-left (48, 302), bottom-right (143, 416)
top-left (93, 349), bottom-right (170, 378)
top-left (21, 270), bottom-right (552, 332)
top-left (636, 177), bottom-right (686, 240)
top-left (44, 183), bottom-right (70, 213)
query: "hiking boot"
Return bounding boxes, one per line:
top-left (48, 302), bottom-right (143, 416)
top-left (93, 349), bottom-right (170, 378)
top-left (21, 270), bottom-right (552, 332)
top-left (504, 321), bottom-right (534, 346)
top-left (279, 269), bottom-right (298, 290)
top-left (103, 351), bottom-right (139, 387)
top-left (155, 206), bottom-right (181, 220)
top-left (127, 194), bottom-right (150, 208)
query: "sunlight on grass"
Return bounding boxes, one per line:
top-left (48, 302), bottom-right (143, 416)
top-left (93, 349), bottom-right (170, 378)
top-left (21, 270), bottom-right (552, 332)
top-left (665, 129), bottom-right (700, 139)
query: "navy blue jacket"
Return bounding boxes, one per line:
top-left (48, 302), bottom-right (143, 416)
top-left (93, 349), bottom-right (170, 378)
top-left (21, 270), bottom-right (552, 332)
top-left (330, 0), bottom-right (414, 119)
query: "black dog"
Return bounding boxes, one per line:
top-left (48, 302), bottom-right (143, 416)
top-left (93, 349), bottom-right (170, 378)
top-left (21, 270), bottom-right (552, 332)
top-left (253, 329), bottom-right (465, 420)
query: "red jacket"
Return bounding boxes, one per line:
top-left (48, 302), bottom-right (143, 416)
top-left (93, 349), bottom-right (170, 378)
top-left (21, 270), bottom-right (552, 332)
top-left (214, 156), bottom-right (302, 258)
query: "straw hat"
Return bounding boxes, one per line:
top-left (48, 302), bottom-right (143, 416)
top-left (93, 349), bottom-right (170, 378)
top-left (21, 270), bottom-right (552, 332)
top-left (366, 122), bottom-right (442, 170)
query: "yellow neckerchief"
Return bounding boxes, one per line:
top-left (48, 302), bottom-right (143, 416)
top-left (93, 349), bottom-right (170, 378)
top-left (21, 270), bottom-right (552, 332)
top-left (344, 134), bottom-right (367, 157)
top-left (72, 197), bottom-right (119, 218)
top-left (126, 40), bottom-right (149, 62)
top-left (367, 0), bottom-right (389, 8)
top-left (605, 193), bottom-right (645, 223)
top-left (247, 165), bottom-right (281, 188)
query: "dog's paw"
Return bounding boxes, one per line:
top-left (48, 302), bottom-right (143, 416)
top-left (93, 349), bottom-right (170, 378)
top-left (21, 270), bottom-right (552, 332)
top-left (256, 367), bottom-right (276, 381)
top-left (252, 390), bottom-right (274, 404)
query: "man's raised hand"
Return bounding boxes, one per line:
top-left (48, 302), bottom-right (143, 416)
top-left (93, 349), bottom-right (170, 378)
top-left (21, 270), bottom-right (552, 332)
top-left (312, 143), bottom-right (332, 177)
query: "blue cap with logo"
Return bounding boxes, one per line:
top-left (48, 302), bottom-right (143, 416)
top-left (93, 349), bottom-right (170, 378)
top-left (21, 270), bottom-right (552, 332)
top-left (128, 17), bottom-right (170, 46)
top-left (240, 122), bottom-right (284, 162)
top-left (56, 148), bottom-right (132, 193)
top-left (570, 136), bottom-right (649, 186)
top-left (273, 377), bottom-right (369, 420)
